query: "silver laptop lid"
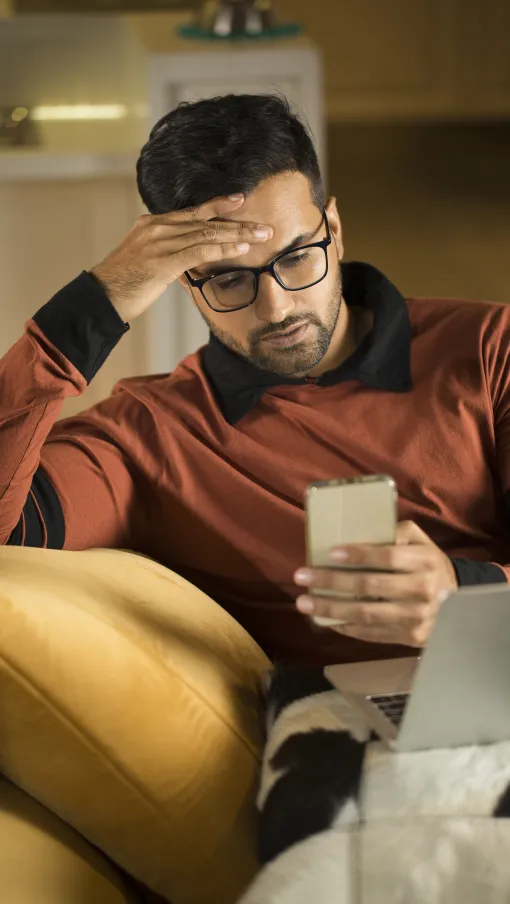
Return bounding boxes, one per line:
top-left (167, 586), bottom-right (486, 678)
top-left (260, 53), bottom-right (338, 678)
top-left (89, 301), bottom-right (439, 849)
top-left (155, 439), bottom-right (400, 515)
top-left (397, 583), bottom-right (510, 751)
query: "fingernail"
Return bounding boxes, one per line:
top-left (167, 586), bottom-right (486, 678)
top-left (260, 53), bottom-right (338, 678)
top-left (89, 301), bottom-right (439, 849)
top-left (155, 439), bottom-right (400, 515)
top-left (296, 596), bottom-right (315, 613)
top-left (235, 243), bottom-right (250, 252)
top-left (294, 568), bottom-right (314, 585)
top-left (254, 227), bottom-right (271, 239)
top-left (228, 193), bottom-right (244, 201)
top-left (331, 548), bottom-right (349, 562)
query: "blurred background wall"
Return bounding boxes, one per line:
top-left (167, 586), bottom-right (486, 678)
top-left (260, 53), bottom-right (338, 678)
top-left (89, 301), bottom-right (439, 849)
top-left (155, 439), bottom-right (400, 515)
top-left (0, 0), bottom-right (509, 418)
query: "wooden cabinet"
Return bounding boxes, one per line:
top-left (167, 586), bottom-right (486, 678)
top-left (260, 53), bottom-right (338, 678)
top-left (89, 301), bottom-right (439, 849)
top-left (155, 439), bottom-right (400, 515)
top-left (274, 0), bottom-right (510, 121)
top-left (300, 0), bottom-right (457, 121)
top-left (453, 0), bottom-right (510, 118)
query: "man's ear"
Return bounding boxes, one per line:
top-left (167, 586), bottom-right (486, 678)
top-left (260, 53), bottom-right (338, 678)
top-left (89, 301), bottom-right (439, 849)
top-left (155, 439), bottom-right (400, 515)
top-left (325, 196), bottom-right (344, 261)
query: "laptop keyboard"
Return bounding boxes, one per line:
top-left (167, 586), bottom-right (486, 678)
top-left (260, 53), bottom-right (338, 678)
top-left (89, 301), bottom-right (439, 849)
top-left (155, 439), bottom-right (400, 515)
top-left (368, 693), bottom-right (410, 727)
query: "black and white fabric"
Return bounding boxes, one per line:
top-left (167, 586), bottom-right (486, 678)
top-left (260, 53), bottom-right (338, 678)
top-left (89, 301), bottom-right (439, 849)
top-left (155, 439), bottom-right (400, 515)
top-left (237, 665), bottom-right (510, 904)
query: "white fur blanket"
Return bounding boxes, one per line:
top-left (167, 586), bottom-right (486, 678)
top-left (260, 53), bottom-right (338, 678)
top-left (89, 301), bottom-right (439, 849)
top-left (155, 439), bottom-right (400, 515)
top-left (237, 666), bottom-right (510, 904)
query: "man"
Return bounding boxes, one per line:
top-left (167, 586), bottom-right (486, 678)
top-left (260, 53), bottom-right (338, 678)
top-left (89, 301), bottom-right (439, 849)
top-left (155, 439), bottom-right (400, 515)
top-left (1, 94), bottom-right (509, 666)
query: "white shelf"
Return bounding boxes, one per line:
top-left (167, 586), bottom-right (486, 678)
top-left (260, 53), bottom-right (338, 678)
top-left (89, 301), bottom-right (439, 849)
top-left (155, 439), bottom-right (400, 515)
top-left (0, 151), bottom-right (138, 182)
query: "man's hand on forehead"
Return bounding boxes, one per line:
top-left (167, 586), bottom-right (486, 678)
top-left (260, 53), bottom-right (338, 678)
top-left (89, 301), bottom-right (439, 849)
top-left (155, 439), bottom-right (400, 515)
top-left (89, 193), bottom-right (273, 322)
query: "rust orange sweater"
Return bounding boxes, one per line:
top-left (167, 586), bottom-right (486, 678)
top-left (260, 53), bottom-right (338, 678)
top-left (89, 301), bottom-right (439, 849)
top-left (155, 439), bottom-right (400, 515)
top-left (1, 262), bottom-right (509, 665)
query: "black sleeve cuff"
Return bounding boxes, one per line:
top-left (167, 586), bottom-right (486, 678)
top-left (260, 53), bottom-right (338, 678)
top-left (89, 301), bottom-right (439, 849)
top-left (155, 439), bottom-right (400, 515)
top-left (449, 557), bottom-right (507, 586)
top-left (32, 270), bottom-right (130, 385)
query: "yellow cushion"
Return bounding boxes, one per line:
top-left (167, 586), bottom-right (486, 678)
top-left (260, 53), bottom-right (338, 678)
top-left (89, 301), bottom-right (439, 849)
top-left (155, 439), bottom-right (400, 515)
top-left (0, 545), bottom-right (271, 904)
top-left (0, 777), bottom-right (139, 904)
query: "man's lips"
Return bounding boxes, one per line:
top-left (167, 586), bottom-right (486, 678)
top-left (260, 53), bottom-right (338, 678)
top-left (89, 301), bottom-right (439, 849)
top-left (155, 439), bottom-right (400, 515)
top-left (262, 321), bottom-right (308, 340)
top-left (261, 322), bottom-right (310, 347)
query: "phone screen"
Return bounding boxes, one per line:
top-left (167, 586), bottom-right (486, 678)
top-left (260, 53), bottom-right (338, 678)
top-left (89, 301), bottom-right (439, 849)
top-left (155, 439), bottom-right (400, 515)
top-left (304, 477), bottom-right (397, 625)
top-left (305, 476), bottom-right (397, 570)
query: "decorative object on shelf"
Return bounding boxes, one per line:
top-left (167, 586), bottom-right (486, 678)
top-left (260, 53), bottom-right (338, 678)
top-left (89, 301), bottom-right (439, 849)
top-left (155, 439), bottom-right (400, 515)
top-left (179, 0), bottom-right (302, 41)
top-left (0, 107), bottom-right (41, 148)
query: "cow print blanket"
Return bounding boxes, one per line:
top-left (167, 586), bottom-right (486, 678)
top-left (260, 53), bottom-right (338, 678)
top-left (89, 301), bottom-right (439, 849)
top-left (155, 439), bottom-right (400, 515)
top-left (237, 665), bottom-right (510, 904)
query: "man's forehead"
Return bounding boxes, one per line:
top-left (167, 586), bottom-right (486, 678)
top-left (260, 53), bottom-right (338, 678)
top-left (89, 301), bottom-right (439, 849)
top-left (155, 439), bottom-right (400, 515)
top-left (217, 169), bottom-right (317, 225)
top-left (218, 191), bottom-right (315, 223)
top-left (212, 198), bottom-right (320, 247)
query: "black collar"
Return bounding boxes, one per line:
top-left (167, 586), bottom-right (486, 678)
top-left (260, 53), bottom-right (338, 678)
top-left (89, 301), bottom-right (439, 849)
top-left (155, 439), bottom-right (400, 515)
top-left (201, 261), bottom-right (413, 426)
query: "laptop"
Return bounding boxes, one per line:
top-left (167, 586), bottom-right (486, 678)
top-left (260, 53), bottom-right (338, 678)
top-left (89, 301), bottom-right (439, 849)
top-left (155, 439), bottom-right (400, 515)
top-left (324, 583), bottom-right (510, 752)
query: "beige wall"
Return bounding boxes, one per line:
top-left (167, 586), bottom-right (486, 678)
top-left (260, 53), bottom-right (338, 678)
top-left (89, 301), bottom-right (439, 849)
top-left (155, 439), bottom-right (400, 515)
top-left (0, 175), bottom-right (146, 420)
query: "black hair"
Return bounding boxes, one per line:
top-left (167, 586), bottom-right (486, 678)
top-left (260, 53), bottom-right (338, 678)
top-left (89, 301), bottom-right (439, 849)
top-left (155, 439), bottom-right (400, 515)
top-left (136, 93), bottom-right (324, 214)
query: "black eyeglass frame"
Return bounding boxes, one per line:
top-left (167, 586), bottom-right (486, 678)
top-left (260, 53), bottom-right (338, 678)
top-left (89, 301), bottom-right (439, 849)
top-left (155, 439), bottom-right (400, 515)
top-left (184, 208), bottom-right (332, 313)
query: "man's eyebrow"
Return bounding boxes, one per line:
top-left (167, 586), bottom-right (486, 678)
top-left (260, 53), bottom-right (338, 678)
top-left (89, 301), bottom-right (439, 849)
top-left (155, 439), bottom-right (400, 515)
top-left (190, 228), bottom-right (317, 279)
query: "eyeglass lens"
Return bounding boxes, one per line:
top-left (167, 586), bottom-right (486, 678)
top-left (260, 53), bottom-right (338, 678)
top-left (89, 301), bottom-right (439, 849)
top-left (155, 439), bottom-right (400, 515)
top-left (203, 245), bottom-right (328, 311)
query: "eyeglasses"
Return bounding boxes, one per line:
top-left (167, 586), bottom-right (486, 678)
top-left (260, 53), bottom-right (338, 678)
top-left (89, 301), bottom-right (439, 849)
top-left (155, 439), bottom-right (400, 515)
top-left (184, 208), bottom-right (331, 313)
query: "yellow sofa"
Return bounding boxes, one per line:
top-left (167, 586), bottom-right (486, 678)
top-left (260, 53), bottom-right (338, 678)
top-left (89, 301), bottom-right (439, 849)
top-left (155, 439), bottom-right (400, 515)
top-left (0, 545), bottom-right (271, 904)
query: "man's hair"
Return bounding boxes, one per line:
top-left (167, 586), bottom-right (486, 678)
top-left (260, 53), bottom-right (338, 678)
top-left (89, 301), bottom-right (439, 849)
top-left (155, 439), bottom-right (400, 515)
top-left (136, 93), bottom-right (324, 214)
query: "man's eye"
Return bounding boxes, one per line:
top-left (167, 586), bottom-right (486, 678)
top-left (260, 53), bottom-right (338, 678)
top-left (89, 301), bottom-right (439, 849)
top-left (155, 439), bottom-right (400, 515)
top-left (215, 274), bottom-right (248, 291)
top-left (279, 250), bottom-right (311, 268)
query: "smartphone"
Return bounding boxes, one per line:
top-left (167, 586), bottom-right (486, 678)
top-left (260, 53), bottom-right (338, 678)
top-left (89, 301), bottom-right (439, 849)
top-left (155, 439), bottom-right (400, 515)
top-left (304, 475), bottom-right (397, 627)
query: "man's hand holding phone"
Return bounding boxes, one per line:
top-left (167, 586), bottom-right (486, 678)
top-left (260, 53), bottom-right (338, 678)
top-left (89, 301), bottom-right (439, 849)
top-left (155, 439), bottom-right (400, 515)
top-left (297, 478), bottom-right (458, 648)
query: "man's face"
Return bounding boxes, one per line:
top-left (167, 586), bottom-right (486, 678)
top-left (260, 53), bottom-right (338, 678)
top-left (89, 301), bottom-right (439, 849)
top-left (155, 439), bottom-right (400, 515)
top-left (182, 172), bottom-right (345, 378)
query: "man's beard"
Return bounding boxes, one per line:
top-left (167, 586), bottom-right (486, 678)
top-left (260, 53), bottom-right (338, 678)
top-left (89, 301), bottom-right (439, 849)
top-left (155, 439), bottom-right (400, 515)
top-left (200, 265), bottom-right (343, 378)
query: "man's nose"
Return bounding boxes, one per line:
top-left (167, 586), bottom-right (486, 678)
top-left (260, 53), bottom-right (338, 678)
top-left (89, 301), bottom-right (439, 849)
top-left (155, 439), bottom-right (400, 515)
top-left (254, 272), bottom-right (296, 323)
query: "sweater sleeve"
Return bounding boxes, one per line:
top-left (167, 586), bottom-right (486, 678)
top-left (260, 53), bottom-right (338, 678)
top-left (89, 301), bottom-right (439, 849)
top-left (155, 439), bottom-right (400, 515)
top-left (0, 270), bottom-right (140, 551)
top-left (449, 304), bottom-right (510, 587)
